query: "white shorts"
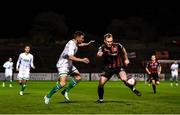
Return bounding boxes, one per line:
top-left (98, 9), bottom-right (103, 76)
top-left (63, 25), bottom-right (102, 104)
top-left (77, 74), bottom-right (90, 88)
top-left (171, 71), bottom-right (178, 77)
top-left (5, 70), bottom-right (13, 77)
top-left (17, 69), bottom-right (30, 80)
top-left (57, 65), bottom-right (80, 77)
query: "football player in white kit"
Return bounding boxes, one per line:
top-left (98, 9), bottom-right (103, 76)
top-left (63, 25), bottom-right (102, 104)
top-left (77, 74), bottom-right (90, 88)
top-left (16, 45), bottom-right (35, 95)
top-left (2, 57), bottom-right (13, 87)
top-left (170, 61), bottom-right (179, 87)
top-left (44, 31), bottom-right (94, 104)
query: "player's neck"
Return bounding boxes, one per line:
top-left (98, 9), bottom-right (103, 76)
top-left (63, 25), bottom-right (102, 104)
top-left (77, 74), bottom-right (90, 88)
top-left (25, 52), bottom-right (29, 55)
top-left (72, 39), bottom-right (78, 44)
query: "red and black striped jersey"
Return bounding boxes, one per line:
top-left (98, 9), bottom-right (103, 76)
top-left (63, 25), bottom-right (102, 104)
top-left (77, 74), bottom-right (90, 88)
top-left (98, 43), bottom-right (125, 69)
top-left (146, 61), bottom-right (160, 74)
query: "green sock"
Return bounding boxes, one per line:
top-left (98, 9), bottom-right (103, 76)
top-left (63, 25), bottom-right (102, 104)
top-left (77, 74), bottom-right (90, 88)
top-left (65, 78), bottom-right (80, 92)
top-left (21, 84), bottom-right (26, 91)
top-left (47, 83), bottom-right (62, 98)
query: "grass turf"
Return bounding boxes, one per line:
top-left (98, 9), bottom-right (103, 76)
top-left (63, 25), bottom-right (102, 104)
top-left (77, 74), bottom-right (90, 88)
top-left (0, 81), bottom-right (180, 114)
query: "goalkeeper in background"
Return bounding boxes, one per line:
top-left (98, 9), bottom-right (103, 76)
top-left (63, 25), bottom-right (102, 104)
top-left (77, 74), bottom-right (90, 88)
top-left (170, 61), bottom-right (179, 87)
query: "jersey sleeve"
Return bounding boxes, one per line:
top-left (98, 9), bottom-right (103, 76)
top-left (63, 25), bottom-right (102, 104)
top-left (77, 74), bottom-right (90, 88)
top-left (67, 42), bottom-right (76, 56)
top-left (16, 54), bottom-right (21, 69)
top-left (30, 55), bottom-right (35, 68)
top-left (3, 62), bottom-right (8, 68)
top-left (117, 43), bottom-right (124, 49)
top-left (97, 44), bottom-right (104, 53)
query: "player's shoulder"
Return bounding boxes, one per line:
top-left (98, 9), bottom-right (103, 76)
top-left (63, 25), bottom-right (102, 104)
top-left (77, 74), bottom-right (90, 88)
top-left (20, 53), bottom-right (25, 56)
top-left (114, 42), bottom-right (123, 48)
top-left (29, 53), bottom-right (34, 57)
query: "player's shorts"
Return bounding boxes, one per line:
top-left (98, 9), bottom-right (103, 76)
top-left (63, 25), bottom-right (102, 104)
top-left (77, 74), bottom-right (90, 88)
top-left (100, 67), bottom-right (125, 79)
top-left (5, 70), bottom-right (13, 77)
top-left (57, 65), bottom-right (80, 77)
top-left (17, 69), bottom-right (30, 80)
top-left (171, 71), bottom-right (178, 77)
top-left (150, 73), bottom-right (159, 81)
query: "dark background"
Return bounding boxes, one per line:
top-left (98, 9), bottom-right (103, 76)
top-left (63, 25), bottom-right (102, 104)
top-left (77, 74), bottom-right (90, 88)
top-left (0, 1), bottom-right (180, 38)
top-left (0, 1), bottom-right (179, 73)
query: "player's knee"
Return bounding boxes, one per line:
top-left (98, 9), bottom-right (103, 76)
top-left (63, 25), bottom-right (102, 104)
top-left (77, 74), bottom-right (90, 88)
top-left (156, 81), bottom-right (160, 85)
top-left (75, 75), bottom-right (81, 81)
top-left (60, 82), bottom-right (66, 87)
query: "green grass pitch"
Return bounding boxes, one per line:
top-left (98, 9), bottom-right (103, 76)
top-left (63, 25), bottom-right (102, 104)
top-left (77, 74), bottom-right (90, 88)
top-left (0, 81), bottom-right (180, 114)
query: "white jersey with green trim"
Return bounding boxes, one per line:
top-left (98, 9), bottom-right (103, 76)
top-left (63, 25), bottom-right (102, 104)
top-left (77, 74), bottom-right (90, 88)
top-left (56, 40), bottom-right (78, 68)
top-left (16, 53), bottom-right (34, 70)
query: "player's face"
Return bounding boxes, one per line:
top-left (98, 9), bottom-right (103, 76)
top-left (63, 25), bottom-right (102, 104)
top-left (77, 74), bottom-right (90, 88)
top-left (9, 58), bottom-right (12, 62)
top-left (24, 46), bottom-right (30, 53)
top-left (104, 37), bottom-right (113, 47)
top-left (151, 55), bottom-right (156, 61)
top-left (76, 35), bottom-right (84, 44)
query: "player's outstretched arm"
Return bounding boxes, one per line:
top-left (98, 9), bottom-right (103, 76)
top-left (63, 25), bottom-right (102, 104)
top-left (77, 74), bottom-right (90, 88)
top-left (78, 40), bottom-right (95, 47)
top-left (68, 55), bottom-right (90, 64)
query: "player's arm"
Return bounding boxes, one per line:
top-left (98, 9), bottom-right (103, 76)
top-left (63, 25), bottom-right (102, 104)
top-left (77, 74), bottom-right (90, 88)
top-left (78, 40), bottom-right (95, 47)
top-left (97, 46), bottom-right (103, 57)
top-left (68, 55), bottom-right (89, 64)
top-left (145, 63), bottom-right (151, 74)
top-left (30, 55), bottom-right (35, 69)
top-left (16, 55), bottom-right (21, 71)
top-left (157, 63), bottom-right (161, 75)
top-left (3, 62), bottom-right (8, 68)
top-left (68, 43), bottom-right (89, 64)
top-left (122, 47), bottom-right (130, 66)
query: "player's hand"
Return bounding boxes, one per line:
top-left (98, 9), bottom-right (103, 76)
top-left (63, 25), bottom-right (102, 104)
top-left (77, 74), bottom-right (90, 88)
top-left (32, 66), bottom-right (36, 69)
top-left (124, 59), bottom-right (130, 66)
top-left (82, 58), bottom-right (90, 64)
top-left (16, 68), bottom-right (19, 71)
top-left (97, 51), bottom-right (103, 57)
top-left (89, 40), bottom-right (95, 44)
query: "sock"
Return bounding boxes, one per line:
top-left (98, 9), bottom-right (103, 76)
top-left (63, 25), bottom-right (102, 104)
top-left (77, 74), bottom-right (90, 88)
top-left (21, 84), bottom-right (26, 91)
top-left (3, 78), bottom-right (6, 82)
top-left (10, 80), bottom-right (12, 85)
top-left (47, 83), bottom-right (62, 98)
top-left (153, 85), bottom-right (156, 93)
top-left (63, 78), bottom-right (80, 92)
top-left (98, 86), bottom-right (104, 99)
top-left (123, 81), bottom-right (134, 90)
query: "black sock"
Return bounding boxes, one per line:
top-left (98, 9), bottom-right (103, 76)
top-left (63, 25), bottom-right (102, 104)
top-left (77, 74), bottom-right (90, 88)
top-left (153, 85), bottom-right (156, 93)
top-left (98, 86), bottom-right (104, 99)
top-left (123, 81), bottom-right (134, 90)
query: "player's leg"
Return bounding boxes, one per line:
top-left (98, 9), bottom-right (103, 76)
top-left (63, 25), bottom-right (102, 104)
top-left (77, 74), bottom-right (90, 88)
top-left (119, 70), bottom-right (141, 96)
top-left (44, 75), bottom-right (67, 104)
top-left (17, 72), bottom-right (24, 95)
top-left (9, 72), bottom-right (13, 87)
top-left (61, 66), bottom-right (81, 101)
top-left (175, 75), bottom-right (178, 87)
top-left (151, 79), bottom-right (156, 93)
top-left (170, 75), bottom-right (174, 87)
top-left (97, 76), bottom-right (108, 103)
top-left (46, 75), bottom-right (67, 98)
top-left (2, 77), bottom-right (7, 87)
top-left (2, 72), bottom-right (8, 87)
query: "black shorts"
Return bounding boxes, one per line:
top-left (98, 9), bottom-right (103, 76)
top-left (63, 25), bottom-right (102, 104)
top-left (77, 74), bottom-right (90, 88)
top-left (100, 67), bottom-right (125, 79)
top-left (150, 73), bottom-right (159, 81)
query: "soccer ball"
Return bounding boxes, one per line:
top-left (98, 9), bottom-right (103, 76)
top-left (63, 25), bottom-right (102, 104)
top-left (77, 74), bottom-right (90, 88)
top-left (127, 78), bottom-right (136, 86)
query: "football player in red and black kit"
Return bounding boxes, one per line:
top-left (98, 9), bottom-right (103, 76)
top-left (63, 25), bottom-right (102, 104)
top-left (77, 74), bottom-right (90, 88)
top-left (97, 33), bottom-right (142, 103)
top-left (145, 55), bottom-right (161, 94)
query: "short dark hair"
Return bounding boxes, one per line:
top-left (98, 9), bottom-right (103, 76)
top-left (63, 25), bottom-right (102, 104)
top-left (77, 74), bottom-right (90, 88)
top-left (104, 33), bottom-right (112, 39)
top-left (73, 31), bottom-right (85, 39)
